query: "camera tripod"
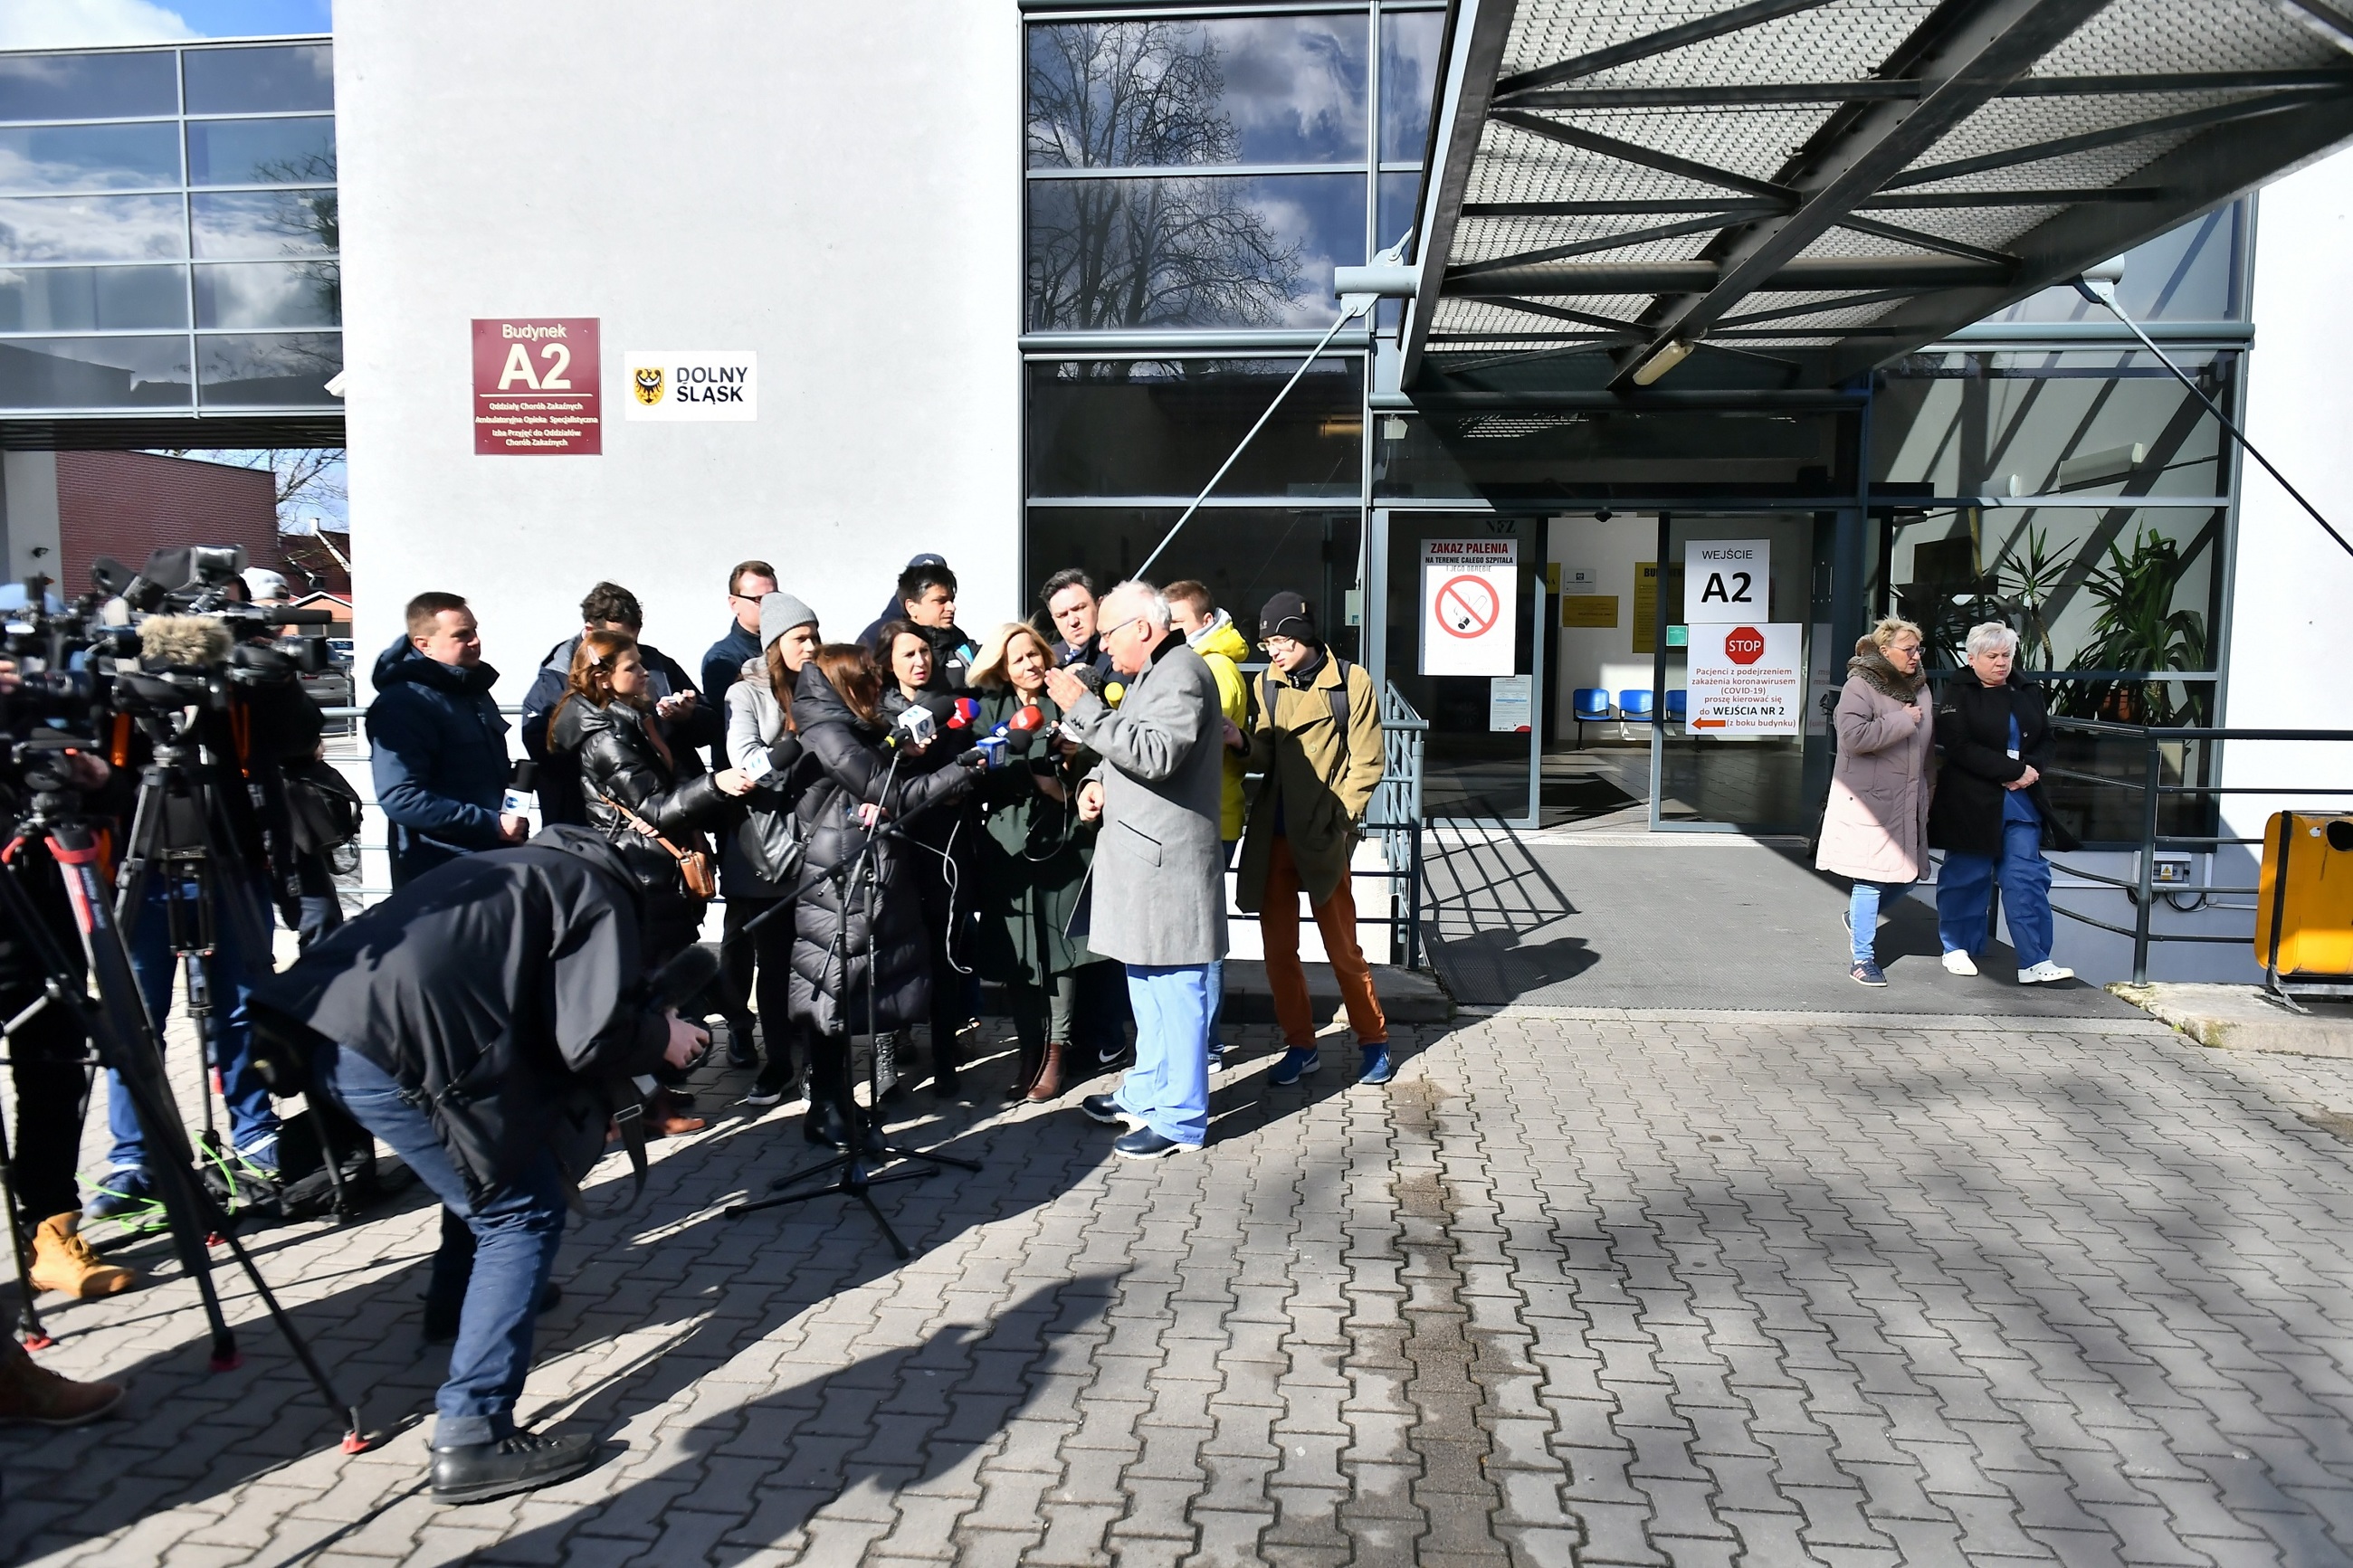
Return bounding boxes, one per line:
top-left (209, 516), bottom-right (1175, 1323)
top-left (0, 765), bottom-right (371, 1452)
top-left (723, 755), bottom-right (980, 1260)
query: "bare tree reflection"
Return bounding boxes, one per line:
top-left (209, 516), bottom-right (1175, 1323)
top-left (1027, 23), bottom-right (1302, 330)
top-left (250, 147), bottom-right (338, 372)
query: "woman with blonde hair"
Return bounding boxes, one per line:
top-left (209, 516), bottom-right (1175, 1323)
top-left (1815, 616), bottom-right (1932, 985)
top-left (967, 621), bottom-right (1099, 1101)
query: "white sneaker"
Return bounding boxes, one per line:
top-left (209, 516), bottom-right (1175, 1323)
top-left (2018, 959), bottom-right (2075, 984)
top-left (1941, 949), bottom-right (1978, 976)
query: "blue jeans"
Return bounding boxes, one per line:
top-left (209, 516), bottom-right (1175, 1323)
top-left (108, 875), bottom-right (278, 1170)
top-left (1116, 965), bottom-right (1212, 1147)
top-left (1937, 821), bottom-right (2055, 968)
top-left (311, 1041), bottom-right (568, 1450)
top-left (1848, 879), bottom-right (1914, 964)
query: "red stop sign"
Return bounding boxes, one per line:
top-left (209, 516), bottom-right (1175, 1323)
top-left (1724, 626), bottom-right (1766, 664)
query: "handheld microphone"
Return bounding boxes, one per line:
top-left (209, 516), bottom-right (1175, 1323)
top-left (965, 705), bottom-right (1044, 771)
top-left (945, 697), bottom-right (981, 730)
top-left (501, 759), bottom-right (538, 817)
top-left (1103, 681), bottom-right (1125, 708)
top-left (888, 705), bottom-right (937, 750)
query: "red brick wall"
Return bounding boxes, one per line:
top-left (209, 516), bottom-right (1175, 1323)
top-left (54, 451), bottom-right (279, 593)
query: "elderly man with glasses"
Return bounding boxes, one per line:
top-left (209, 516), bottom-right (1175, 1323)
top-left (1043, 580), bottom-right (1228, 1159)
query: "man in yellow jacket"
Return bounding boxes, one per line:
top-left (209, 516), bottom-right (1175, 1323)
top-left (1167, 581), bottom-right (1250, 1066)
top-left (1235, 592), bottom-right (1391, 1086)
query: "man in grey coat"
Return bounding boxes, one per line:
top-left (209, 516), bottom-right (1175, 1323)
top-left (1045, 580), bottom-right (1227, 1157)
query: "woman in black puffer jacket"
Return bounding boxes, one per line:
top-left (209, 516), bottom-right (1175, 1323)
top-left (788, 642), bottom-right (977, 1147)
top-left (548, 631), bottom-right (754, 1132)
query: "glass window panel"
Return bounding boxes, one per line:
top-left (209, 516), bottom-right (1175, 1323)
top-left (191, 187), bottom-right (337, 258)
top-left (1024, 506), bottom-right (1362, 662)
top-left (0, 193), bottom-right (186, 261)
top-left (194, 260), bottom-right (338, 328)
top-left (0, 123), bottom-right (180, 196)
top-left (1377, 405), bottom-right (1852, 502)
top-left (0, 264), bottom-right (186, 331)
top-left (0, 334), bottom-right (191, 409)
top-left (1027, 172), bottom-right (1364, 329)
top-left (1027, 16), bottom-right (1367, 168)
top-left (0, 52), bottom-right (177, 123)
top-left (1378, 10), bottom-right (1445, 163)
top-left (187, 117), bottom-right (335, 186)
top-left (183, 44), bottom-right (333, 115)
top-left (1029, 358), bottom-right (1362, 498)
top-left (197, 330), bottom-right (341, 407)
top-left (1377, 169), bottom-right (1420, 252)
top-left (1978, 203), bottom-right (2242, 324)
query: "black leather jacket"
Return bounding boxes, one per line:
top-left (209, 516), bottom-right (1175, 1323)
top-left (548, 695), bottom-right (729, 957)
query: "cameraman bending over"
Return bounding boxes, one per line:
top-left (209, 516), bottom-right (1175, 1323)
top-left (254, 826), bottom-right (705, 1504)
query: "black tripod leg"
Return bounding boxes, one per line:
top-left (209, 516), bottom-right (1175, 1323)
top-left (854, 1191), bottom-right (911, 1261)
top-left (207, 1225), bottom-right (369, 1450)
top-left (0, 1100), bottom-right (52, 1349)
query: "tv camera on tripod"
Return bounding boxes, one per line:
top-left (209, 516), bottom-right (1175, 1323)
top-left (0, 543), bottom-right (377, 1452)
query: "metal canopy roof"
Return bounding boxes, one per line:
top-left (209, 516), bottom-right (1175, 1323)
top-left (1399, 0), bottom-right (2353, 394)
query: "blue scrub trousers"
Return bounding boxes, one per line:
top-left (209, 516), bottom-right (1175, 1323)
top-left (1116, 964), bottom-right (1212, 1147)
top-left (312, 1041), bottom-right (569, 1450)
top-left (107, 875), bottom-right (280, 1170)
top-left (1937, 821), bottom-right (2055, 968)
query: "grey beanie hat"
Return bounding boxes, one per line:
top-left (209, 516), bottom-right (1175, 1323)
top-left (759, 591), bottom-right (819, 650)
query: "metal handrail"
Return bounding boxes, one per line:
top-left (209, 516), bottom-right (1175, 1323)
top-left (2042, 717), bottom-right (2353, 983)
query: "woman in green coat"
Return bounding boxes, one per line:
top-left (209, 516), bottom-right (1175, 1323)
top-left (967, 622), bottom-right (1100, 1102)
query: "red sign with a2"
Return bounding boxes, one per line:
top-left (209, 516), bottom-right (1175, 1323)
top-left (473, 318), bottom-right (600, 455)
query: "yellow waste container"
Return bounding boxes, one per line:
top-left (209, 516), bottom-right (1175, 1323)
top-left (2255, 813), bottom-right (2353, 986)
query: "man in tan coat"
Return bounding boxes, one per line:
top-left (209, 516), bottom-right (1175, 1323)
top-left (1234, 592), bottom-right (1391, 1085)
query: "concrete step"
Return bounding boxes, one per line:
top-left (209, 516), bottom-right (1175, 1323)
top-left (2110, 982), bottom-right (2353, 1057)
top-left (1217, 958), bottom-right (1454, 1024)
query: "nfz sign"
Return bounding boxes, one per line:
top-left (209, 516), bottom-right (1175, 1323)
top-left (624, 351), bottom-right (757, 422)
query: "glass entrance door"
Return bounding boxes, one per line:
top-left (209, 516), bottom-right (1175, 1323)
top-left (1376, 510), bottom-right (1545, 826)
top-left (1651, 512), bottom-right (1830, 832)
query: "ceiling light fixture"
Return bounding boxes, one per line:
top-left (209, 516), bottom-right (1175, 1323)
top-left (1631, 339), bottom-right (1694, 387)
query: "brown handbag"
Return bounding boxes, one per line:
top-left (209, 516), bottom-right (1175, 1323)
top-left (599, 794), bottom-right (718, 899)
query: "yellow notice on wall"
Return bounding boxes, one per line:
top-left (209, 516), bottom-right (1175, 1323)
top-left (1633, 564), bottom-right (1658, 653)
top-left (1560, 594), bottom-right (1619, 629)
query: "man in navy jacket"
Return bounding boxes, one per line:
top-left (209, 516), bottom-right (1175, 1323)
top-left (367, 592), bottom-right (523, 889)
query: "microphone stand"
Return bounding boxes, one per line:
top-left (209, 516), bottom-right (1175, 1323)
top-left (723, 742), bottom-right (979, 1260)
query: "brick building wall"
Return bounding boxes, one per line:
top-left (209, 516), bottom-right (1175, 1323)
top-left (54, 451), bottom-right (278, 594)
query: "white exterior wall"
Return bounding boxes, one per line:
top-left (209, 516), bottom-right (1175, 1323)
top-left (335, 1), bottom-right (1021, 702)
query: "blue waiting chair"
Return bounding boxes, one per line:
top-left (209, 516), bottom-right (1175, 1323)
top-left (1572, 688), bottom-right (1612, 747)
top-left (1665, 689), bottom-right (1688, 729)
top-left (1618, 689), bottom-right (1655, 741)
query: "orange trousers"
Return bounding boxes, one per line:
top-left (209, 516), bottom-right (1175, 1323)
top-left (1261, 836), bottom-right (1387, 1048)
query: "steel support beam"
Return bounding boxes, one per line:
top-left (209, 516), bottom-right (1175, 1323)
top-left (1606, 0), bottom-right (2111, 391)
top-left (1502, 69), bottom-right (2352, 111)
top-left (1818, 91), bottom-right (2353, 383)
top-left (1886, 91), bottom-right (2336, 189)
top-left (1400, 0), bottom-right (1518, 386)
top-left (1492, 0), bottom-right (1837, 96)
top-left (1448, 255), bottom-right (2007, 296)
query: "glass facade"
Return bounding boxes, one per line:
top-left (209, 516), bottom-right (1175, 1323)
top-left (1022, 3), bottom-right (1442, 628)
top-left (0, 41), bottom-right (338, 415)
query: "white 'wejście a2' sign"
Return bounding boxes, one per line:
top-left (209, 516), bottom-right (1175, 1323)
top-left (624, 351), bottom-right (757, 421)
top-left (1683, 538), bottom-right (1769, 623)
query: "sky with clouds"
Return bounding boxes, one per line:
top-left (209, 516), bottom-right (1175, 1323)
top-left (1, 0), bottom-right (329, 49)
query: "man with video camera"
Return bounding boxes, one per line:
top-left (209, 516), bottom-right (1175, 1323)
top-left (254, 824), bottom-right (709, 1504)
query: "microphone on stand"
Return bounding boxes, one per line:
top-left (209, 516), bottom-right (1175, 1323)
top-left (967, 704), bottom-right (1043, 770)
top-left (886, 704), bottom-right (937, 751)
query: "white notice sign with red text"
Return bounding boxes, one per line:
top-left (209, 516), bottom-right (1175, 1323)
top-left (1687, 622), bottom-right (1803, 736)
top-left (1420, 538), bottom-right (1517, 677)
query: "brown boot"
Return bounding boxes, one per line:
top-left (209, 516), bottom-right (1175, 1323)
top-left (644, 1090), bottom-right (707, 1137)
top-left (1025, 1041), bottom-right (1065, 1102)
top-left (0, 1335), bottom-right (125, 1426)
top-left (29, 1213), bottom-right (138, 1299)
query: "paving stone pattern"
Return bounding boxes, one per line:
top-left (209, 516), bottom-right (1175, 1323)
top-left (6, 1009), bottom-right (2353, 1566)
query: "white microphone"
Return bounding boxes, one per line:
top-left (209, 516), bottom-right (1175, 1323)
top-left (891, 704), bottom-right (937, 750)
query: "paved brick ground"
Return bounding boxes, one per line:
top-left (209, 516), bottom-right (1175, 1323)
top-left (7, 1004), bottom-right (2353, 1567)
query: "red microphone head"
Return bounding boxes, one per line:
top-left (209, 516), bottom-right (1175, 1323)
top-left (948, 697), bottom-right (980, 728)
top-left (1013, 704), bottom-right (1043, 732)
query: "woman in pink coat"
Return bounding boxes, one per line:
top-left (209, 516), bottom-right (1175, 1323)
top-left (1815, 618), bottom-right (1931, 985)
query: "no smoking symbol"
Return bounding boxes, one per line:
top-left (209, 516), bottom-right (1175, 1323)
top-left (1436, 574), bottom-right (1500, 639)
